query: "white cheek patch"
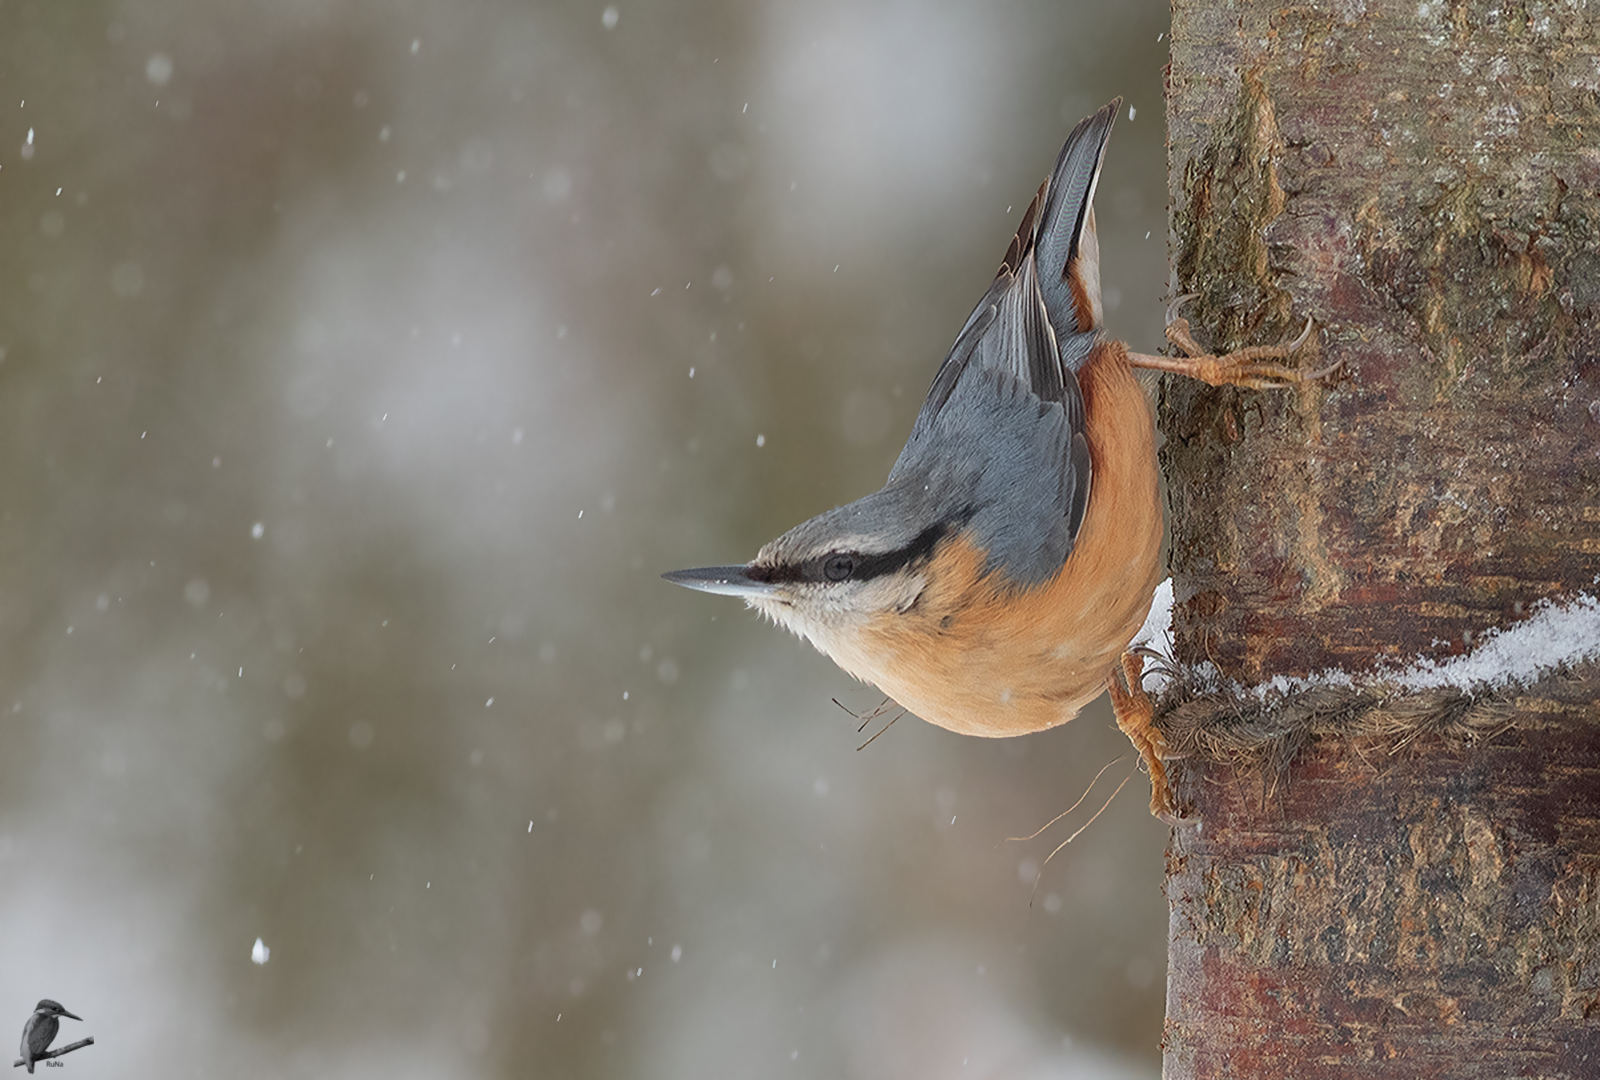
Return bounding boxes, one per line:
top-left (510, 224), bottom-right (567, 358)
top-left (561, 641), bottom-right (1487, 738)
top-left (748, 594), bottom-right (798, 631)
top-left (881, 573), bottom-right (928, 614)
top-left (743, 574), bottom-right (928, 663)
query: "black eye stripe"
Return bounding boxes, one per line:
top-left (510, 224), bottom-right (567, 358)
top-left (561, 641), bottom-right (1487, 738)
top-left (827, 521), bottom-right (949, 582)
top-left (745, 562), bottom-right (799, 584)
top-left (751, 517), bottom-right (963, 586)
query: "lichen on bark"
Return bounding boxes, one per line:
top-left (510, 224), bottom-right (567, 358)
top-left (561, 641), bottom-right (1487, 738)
top-left (1173, 70), bottom-right (1297, 346)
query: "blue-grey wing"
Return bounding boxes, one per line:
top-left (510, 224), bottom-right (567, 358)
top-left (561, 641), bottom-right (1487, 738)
top-left (906, 364), bottom-right (1089, 586)
top-left (1033, 103), bottom-right (1116, 342)
top-left (887, 101), bottom-right (1116, 579)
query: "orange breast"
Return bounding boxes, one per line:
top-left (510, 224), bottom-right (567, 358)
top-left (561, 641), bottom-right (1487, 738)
top-left (857, 340), bottom-right (1163, 737)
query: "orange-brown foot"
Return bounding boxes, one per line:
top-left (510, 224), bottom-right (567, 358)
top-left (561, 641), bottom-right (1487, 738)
top-left (1106, 652), bottom-right (1175, 820)
top-left (1127, 294), bottom-right (1341, 390)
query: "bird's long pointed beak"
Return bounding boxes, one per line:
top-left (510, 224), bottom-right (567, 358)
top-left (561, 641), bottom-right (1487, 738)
top-left (662, 564), bottom-right (776, 599)
top-left (59, 1010), bottom-right (81, 1022)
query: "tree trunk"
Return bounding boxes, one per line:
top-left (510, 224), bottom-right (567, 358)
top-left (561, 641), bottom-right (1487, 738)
top-left (1157, 1), bottom-right (1600, 1075)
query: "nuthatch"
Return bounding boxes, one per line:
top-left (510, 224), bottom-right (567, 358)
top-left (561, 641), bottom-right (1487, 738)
top-left (19, 999), bottom-right (80, 1074)
top-left (666, 100), bottom-right (1330, 816)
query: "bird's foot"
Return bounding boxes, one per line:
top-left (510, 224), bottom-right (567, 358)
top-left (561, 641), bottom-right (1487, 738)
top-left (1127, 294), bottom-right (1342, 390)
top-left (1106, 652), bottom-right (1176, 821)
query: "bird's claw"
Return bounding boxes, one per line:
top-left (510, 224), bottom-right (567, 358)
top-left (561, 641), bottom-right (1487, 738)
top-left (1164, 292), bottom-right (1201, 328)
top-left (1107, 652), bottom-right (1177, 820)
top-left (1151, 296), bottom-right (1341, 390)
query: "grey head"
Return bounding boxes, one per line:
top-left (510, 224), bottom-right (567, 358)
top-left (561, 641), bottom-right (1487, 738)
top-left (31, 1001), bottom-right (78, 1020)
top-left (665, 101), bottom-right (1119, 643)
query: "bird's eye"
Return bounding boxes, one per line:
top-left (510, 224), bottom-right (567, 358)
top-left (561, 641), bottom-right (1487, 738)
top-left (822, 553), bottom-right (856, 582)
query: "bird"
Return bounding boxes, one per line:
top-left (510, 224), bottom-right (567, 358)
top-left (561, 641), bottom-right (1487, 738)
top-left (664, 100), bottom-right (1332, 817)
top-left (19, 999), bottom-right (80, 1074)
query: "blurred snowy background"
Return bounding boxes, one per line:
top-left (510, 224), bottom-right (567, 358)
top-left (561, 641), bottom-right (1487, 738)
top-left (0, 1), bottom-right (1173, 1076)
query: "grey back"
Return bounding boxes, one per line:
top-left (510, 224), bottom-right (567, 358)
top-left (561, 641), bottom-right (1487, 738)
top-left (877, 102), bottom-right (1118, 586)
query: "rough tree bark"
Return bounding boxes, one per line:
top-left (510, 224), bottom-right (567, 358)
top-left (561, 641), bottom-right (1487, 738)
top-left (1156, 1), bottom-right (1600, 1076)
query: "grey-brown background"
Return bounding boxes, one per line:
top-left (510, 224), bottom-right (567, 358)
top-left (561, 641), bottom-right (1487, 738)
top-left (0, 1), bottom-right (1172, 1076)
